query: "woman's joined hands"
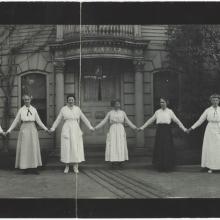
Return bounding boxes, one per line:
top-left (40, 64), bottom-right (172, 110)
top-left (0, 131), bottom-right (6, 136)
top-left (185, 128), bottom-right (193, 134)
top-left (136, 127), bottom-right (144, 132)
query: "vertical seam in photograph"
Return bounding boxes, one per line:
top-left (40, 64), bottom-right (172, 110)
top-left (75, 2), bottom-right (82, 218)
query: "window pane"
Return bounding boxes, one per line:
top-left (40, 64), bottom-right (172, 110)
top-left (21, 73), bottom-right (47, 124)
top-left (82, 63), bottom-right (116, 102)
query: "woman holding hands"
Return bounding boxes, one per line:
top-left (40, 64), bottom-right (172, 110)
top-left (139, 97), bottom-right (187, 172)
top-left (187, 94), bottom-right (220, 173)
top-left (94, 99), bottom-right (138, 168)
top-left (6, 94), bottom-right (49, 174)
top-left (49, 94), bottom-right (94, 174)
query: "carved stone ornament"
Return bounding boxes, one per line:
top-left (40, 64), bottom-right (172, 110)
top-left (133, 60), bottom-right (145, 72)
top-left (133, 49), bottom-right (143, 56)
top-left (55, 50), bottom-right (64, 58)
top-left (82, 46), bottom-right (132, 56)
top-left (62, 45), bottom-right (133, 59)
top-left (51, 38), bottom-right (149, 60)
top-left (54, 61), bottom-right (65, 72)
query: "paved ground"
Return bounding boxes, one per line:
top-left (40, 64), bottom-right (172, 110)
top-left (78, 164), bottom-right (220, 198)
top-left (1, 159), bottom-right (220, 198)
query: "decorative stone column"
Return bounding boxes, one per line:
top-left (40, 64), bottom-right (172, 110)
top-left (54, 61), bottom-right (65, 148)
top-left (133, 59), bottom-right (145, 150)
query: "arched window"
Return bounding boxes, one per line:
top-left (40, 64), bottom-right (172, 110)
top-left (153, 71), bottom-right (179, 112)
top-left (21, 73), bottom-right (47, 124)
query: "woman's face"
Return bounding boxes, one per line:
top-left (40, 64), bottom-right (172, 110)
top-left (211, 97), bottom-right (220, 107)
top-left (23, 95), bottom-right (31, 106)
top-left (67, 97), bottom-right (75, 106)
top-left (160, 99), bottom-right (167, 109)
top-left (114, 101), bottom-right (121, 110)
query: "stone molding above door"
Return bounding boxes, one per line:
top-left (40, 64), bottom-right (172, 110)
top-left (50, 38), bottom-right (149, 60)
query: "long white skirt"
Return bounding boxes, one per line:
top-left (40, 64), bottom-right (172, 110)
top-left (105, 123), bottom-right (128, 162)
top-left (60, 120), bottom-right (85, 163)
top-left (201, 122), bottom-right (220, 169)
top-left (16, 122), bottom-right (42, 169)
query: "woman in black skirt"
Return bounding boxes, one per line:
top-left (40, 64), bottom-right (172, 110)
top-left (139, 98), bottom-right (187, 172)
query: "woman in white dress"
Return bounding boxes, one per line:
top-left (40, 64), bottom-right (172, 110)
top-left (187, 94), bottom-right (220, 173)
top-left (139, 97), bottom-right (187, 172)
top-left (94, 99), bottom-right (138, 168)
top-left (6, 94), bottom-right (49, 174)
top-left (50, 94), bottom-right (94, 174)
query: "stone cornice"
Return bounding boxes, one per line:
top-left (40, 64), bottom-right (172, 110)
top-left (50, 38), bottom-right (149, 60)
top-left (50, 38), bottom-right (149, 51)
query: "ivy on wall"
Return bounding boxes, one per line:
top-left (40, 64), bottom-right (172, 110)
top-left (0, 25), bottom-right (55, 152)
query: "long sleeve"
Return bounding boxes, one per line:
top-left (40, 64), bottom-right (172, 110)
top-left (0, 125), bottom-right (3, 133)
top-left (140, 114), bottom-right (156, 130)
top-left (191, 109), bottom-right (207, 130)
top-left (95, 112), bottom-right (110, 130)
top-left (35, 111), bottom-right (48, 131)
top-left (80, 109), bottom-right (93, 129)
top-left (7, 110), bottom-right (21, 132)
top-left (51, 110), bottom-right (63, 131)
top-left (171, 111), bottom-right (186, 131)
top-left (124, 112), bottom-right (137, 129)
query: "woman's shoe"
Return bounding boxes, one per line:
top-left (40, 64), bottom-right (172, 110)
top-left (208, 169), bottom-right (213, 174)
top-left (73, 165), bottom-right (79, 174)
top-left (64, 166), bottom-right (69, 174)
top-left (31, 169), bottom-right (39, 175)
top-left (22, 169), bottom-right (29, 175)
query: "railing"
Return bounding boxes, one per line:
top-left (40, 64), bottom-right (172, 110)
top-left (58, 25), bottom-right (140, 40)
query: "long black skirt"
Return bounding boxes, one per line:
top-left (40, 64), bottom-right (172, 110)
top-left (153, 124), bottom-right (175, 172)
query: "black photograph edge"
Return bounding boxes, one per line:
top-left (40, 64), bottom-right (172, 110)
top-left (0, 1), bottom-right (220, 218)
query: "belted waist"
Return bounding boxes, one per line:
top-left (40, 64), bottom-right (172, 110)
top-left (208, 121), bottom-right (220, 123)
top-left (21, 121), bottom-right (35, 123)
top-left (64, 118), bottom-right (79, 122)
top-left (110, 122), bottom-right (123, 125)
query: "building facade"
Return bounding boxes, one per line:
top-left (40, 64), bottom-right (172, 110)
top-left (0, 25), bottom-right (190, 162)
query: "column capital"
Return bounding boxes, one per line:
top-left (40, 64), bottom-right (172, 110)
top-left (54, 61), bottom-right (65, 71)
top-left (133, 59), bottom-right (145, 71)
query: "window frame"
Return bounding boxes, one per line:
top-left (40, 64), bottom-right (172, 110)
top-left (18, 71), bottom-right (49, 125)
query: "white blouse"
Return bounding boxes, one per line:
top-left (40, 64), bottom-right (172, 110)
top-left (7, 105), bottom-right (48, 132)
top-left (140, 108), bottom-right (186, 131)
top-left (51, 105), bottom-right (93, 131)
top-left (95, 110), bottom-right (137, 130)
top-left (192, 106), bottom-right (220, 129)
top-left (0, 125), bottom-right (3, 133)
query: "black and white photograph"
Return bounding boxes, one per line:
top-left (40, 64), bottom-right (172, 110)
top-left (1, 1), bottom-right (220, 218)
